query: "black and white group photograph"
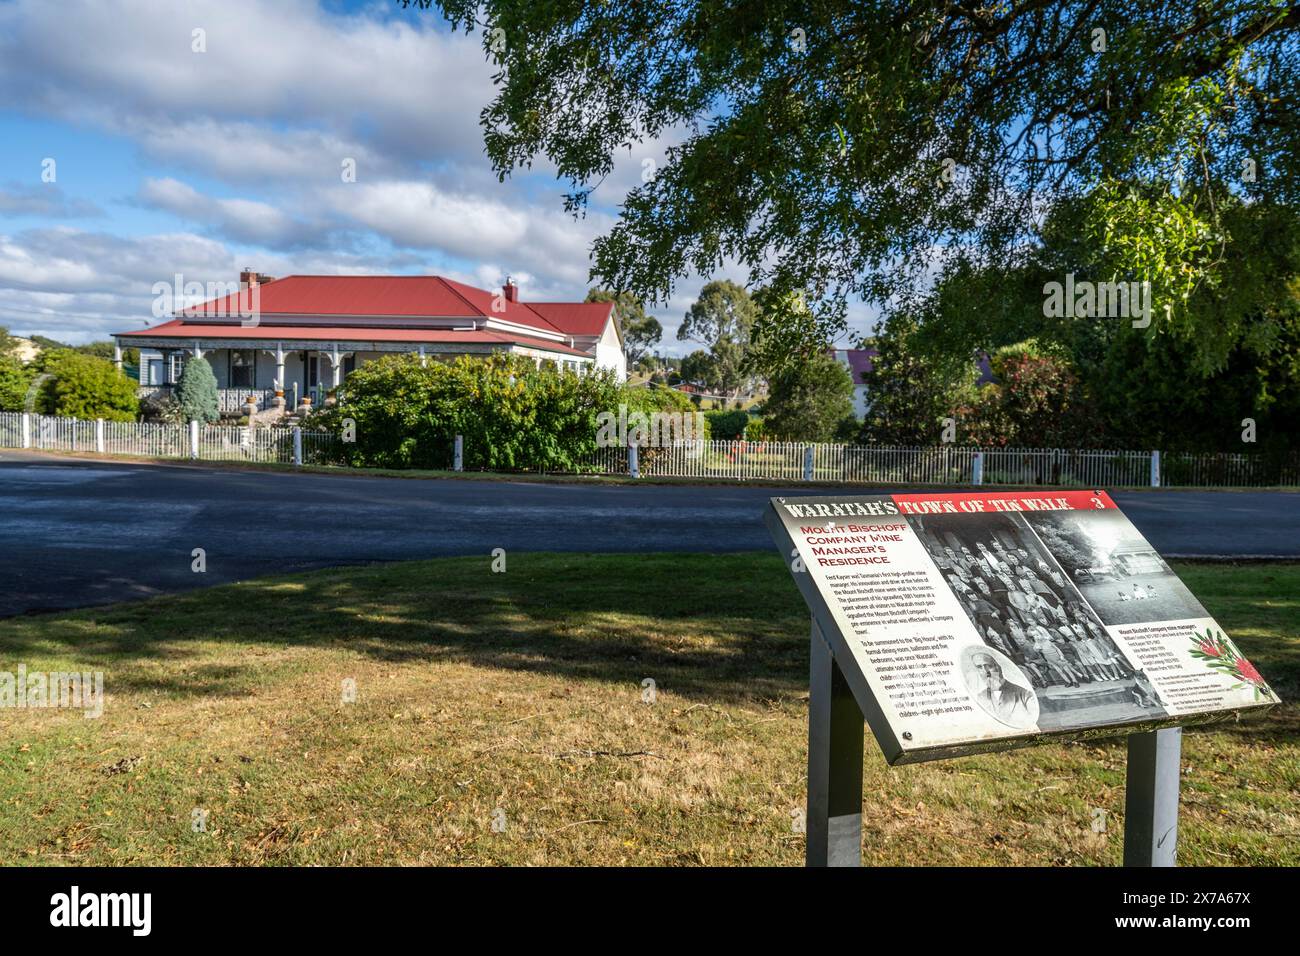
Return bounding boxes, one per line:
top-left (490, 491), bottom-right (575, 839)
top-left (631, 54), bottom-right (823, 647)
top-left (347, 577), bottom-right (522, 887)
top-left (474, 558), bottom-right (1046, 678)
top-left (910, 511), bottom-right (1169, 731)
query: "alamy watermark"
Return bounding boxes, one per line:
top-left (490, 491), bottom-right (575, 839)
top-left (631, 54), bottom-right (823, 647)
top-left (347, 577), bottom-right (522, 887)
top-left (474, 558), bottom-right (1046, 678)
top-left (151, 274), bottom-right (261, 327)
top-left (596, 404), bottom-right (707, 455)
top-left (1043, 273), bottom-right (1151, 328)
top-left (1, 664), bottom-right (104, 718)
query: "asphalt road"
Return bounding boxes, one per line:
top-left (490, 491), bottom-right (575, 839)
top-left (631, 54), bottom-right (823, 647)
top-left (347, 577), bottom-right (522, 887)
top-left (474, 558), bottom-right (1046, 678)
top-left (1, 451), bottom-right (1296, 617)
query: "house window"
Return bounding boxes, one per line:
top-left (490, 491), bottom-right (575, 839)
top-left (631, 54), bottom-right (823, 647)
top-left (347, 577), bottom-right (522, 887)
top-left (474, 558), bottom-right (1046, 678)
top-left (229, 349), bottom-right (256, 388)
top-left (168, 353), bottom-right (186, 384)
top-left (148, 359), bottom-right (163, 386)
top-left (304, 353), bottom-right (320, 388)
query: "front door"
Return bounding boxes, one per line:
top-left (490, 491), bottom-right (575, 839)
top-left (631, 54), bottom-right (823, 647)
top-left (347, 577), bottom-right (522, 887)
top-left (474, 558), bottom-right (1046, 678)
top-left (304, 352), bottom-right (320, 401)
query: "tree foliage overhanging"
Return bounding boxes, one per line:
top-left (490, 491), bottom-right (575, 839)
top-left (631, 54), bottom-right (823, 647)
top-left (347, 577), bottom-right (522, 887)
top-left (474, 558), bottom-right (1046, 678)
top-left (427, 1), bottom-right (1300, 363)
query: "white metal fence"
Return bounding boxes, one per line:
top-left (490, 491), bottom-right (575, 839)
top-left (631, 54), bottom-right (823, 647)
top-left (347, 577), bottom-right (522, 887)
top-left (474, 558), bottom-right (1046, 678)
top-left (3, 411), bottom-right (1295, 486)
top-left (569, 440), bottom-right (1300, 487)
top-left (0, 412), bottom-right (335, 465)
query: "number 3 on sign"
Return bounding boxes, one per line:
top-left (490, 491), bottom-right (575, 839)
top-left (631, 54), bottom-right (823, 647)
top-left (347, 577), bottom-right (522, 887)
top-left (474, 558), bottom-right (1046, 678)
top-left (1090, 497), bottom-right (1105, 509)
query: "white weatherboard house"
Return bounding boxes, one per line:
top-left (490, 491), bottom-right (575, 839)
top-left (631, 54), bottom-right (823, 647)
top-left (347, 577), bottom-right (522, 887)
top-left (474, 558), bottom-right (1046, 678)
top-left (115, 272), bottom-right (628, 414)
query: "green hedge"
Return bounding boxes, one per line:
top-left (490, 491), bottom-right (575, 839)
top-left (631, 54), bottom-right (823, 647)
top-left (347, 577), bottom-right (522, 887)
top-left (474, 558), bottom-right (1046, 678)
top-left (320, 357), bottom-right (715, 470)
top-left (317, 354), bottom-right (620, 470)
top-left (704, 408), bottom-right (750, 440)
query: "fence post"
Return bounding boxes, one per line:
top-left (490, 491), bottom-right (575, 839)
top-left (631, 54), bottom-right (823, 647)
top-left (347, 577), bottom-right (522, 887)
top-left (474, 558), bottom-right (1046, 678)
top-left (628, 440), bottom-right (639, 479)
top-left (20, 412), bottom-right (31, 449)
top-left (1150, 450), bottom-right (1161, 488)
top-left (71, 417), bottom-right (78, 452)
top-left (454, 434), bottom-right (463, 472)
top-left (972, 450), bottom-right (984, 486)
top-left (189, 420), bottom-right (199, 460)
top-left (292, 426), bottom-right (303, 467)
top-left (95, 418), bottom-right (105, 454)
top-left (803, 444), bottom-right (815, 482)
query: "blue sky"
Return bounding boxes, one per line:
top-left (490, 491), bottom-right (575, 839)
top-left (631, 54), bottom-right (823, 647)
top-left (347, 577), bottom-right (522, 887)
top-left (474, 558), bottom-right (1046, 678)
top-left (0, 0), bottom-right (874, 350)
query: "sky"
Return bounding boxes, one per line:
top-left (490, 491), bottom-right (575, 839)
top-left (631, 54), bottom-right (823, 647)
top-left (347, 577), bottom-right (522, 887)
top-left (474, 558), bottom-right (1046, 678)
top-left (0, 0), bottom-right (876, 353)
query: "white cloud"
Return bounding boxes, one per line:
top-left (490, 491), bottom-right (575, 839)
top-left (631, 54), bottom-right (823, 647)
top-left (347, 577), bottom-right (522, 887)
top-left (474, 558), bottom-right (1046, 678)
top-left (0, 0), bottom-right (742, 345)
top-left (136, 178), bottom-right (324, 247)
top-left (0, 183), bottom-right (103, 219)
top-left (0, 0), bottom-right (494, 180)
top-left (327, 179), bottom-right (608, 286)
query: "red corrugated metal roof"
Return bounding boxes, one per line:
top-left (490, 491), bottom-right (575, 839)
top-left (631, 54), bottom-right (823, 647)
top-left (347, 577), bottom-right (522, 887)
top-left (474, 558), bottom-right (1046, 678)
top-left (173, 275), bottom-right (612, 341)
top-left (181, 275), bottom-right (483, 320)
top-left (118, 319), bottom-right (592, 357)
top-left (436, 277), bottom-right (564, 334)
top-left (527, 301), bottom-right (615, 337)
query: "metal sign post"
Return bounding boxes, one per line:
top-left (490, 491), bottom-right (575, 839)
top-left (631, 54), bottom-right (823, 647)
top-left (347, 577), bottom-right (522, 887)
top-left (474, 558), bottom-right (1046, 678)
top-left (805, 616), bottom-right (1182, 868)
top-left (1122, 728), bottom-right (1182, 866)
top-left (806, 618), bottom-right (864, 867)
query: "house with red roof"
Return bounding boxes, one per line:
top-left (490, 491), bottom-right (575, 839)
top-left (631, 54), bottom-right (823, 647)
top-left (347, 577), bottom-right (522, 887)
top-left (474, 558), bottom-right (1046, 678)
top-left (115, 271), bottom-right (627, 413)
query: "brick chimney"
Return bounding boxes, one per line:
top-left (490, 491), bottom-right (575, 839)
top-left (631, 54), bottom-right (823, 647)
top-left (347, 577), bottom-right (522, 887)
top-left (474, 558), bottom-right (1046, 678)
top-left (240, 268), bottom-right (275, 290)
top-left (503, 277), bottom-right (518, 302)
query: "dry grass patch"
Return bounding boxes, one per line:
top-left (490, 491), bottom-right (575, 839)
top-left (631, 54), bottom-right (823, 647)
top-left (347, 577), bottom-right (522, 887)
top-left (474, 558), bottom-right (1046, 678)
top-left (0, 554), bottom-right (1294, 865)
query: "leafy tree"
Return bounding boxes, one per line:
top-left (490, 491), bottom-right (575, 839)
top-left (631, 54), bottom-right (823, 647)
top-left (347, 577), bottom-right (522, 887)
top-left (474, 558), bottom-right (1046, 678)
top-left (678, 349), bottom-right (717, 390)
top-left (901, 197), bottom-right (1300, 450)
top-left (762, 351), bottom-right (854, 442)
top-left (175, 356), bottom-right (220, 423)
top-left (858, 317), bottom-right (979, 444)
top-left (0, 354), bottom-right (35, 411)
top-left (73, 340), bottom-right (140, 366)
top-left (704, 408), bottom-right (750, 440)
top-left (585, 288), bottom-right (663, 365)
top-left (1028, 514), bottom-right (1104, 574)
top-left (427, 1), bottom-right (1300, 362)
top-left (677, 279), bottom-right (757, 394)
top-left (36, 352), bottom-right (138, 422)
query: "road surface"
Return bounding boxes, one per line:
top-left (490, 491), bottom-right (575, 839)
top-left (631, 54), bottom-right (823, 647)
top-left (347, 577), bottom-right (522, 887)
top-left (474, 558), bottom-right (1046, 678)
top-left (1, 451), bottom-right (1295, 616)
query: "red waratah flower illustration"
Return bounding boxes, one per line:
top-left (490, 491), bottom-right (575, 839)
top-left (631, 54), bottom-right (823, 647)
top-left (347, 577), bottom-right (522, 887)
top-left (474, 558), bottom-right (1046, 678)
top-left (1195, 637), bottom-right (1221, 657)
top-left (1235, 658), bottom-right (1263, 684)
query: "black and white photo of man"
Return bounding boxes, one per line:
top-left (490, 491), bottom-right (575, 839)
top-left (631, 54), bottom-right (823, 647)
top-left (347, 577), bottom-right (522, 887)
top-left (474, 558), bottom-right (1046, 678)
top-left (961, 646), bottom-right (1039, 729)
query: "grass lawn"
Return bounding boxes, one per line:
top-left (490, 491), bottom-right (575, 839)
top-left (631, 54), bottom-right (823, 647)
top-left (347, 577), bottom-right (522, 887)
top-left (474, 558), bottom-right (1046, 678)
top-left (0, 554), bottom-right (1295, 866)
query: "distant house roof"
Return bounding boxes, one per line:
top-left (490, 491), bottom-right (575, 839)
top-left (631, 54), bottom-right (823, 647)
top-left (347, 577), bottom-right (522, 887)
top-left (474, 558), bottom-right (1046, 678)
top-left (831, 348), bottom-right (877, 385)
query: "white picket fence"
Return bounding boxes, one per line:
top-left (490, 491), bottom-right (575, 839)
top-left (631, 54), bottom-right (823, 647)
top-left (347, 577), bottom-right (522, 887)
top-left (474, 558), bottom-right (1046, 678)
top-left (0, 411), bottom-right (335, 466)
top-left (571, 440), bottom-right (1300, 487)
top-left (3, 410), bottom-right (1295, 486)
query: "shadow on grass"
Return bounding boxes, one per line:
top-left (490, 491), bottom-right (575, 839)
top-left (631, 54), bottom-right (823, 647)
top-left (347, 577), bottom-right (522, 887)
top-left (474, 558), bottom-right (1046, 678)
top-left (0, 555), bottom-right (1294, 747)
top-left (0, 553), bottom-right (814, 705)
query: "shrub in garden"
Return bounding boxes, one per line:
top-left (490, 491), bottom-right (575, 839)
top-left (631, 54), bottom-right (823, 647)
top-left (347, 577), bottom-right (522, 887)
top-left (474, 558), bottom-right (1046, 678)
top-left (36, 351), bottom-right (138, 421)
top-left (174, 355), bottom-right (220, 423)
top-left (704, 408), bottom-right (750, 440)
top-left (322, 353), bottom-right (622, 471)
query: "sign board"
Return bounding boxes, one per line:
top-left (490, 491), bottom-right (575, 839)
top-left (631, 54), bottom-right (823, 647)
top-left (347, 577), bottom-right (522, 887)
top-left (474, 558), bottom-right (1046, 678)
top-left (767, 490), bottom-right (1277, 765)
